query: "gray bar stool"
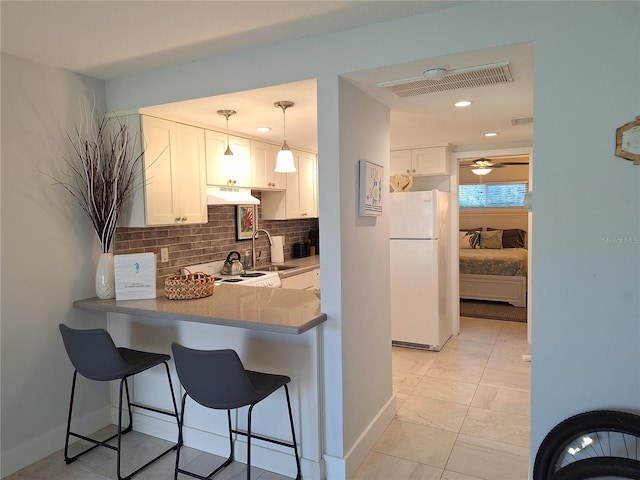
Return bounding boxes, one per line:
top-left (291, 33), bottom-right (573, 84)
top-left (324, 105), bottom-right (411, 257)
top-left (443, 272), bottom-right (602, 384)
top-left (171, 342), bottom-right (301, 480)
top-left (59, 324), bottom-right (180, 480)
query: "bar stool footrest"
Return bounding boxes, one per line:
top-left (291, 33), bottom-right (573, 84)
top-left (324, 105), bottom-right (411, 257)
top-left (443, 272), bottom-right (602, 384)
top-left (231, 428), bottom-right (297, 451)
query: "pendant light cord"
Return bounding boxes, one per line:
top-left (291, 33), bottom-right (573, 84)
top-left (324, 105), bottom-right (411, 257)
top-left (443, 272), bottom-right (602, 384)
top-left (282, 105), bottom-right (287, 143)
top-left (226, 115), bottom-right (230, 149)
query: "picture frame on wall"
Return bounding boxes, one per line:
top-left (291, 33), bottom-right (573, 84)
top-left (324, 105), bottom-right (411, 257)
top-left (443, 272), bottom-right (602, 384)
top-left (236, 204), bottom-right (257, 240)
top-left (359, 160), bottom-right (384, 216)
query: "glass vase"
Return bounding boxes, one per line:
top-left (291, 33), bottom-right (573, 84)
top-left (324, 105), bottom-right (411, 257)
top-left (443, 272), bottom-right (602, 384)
top-left (95, 252), bottom-right (115, 299)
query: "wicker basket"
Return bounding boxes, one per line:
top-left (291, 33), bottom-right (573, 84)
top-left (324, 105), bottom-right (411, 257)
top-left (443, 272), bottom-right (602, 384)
top-left (164, 269), bottom-right (214, 300)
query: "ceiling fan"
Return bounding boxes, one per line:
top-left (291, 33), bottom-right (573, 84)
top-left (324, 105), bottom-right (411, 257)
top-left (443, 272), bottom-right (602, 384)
top-left (460, 158), bottom-right (529, 176)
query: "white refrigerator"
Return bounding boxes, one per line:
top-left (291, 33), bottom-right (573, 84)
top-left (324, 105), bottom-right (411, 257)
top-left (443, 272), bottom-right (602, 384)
top-left (389, 190), bottom-right (451, 351)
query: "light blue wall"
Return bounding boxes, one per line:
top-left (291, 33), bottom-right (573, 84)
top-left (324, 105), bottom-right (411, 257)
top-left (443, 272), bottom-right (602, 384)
top-left (530, 1), bottom-right (640, 425)
top-left (1, 53), bottom-right (112, 476)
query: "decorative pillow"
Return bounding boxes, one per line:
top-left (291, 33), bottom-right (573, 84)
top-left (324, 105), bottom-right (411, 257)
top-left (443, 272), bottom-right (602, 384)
top-left (459, 230), bottom-right (480, 249)
top-left (487, 227), bottom-right (526, 248)
top-left (480, 230), bottom-right (503, 249)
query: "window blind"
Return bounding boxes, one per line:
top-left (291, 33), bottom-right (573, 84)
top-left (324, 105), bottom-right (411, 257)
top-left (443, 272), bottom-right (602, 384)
top-left (459, 183), bottom-right (527, 208)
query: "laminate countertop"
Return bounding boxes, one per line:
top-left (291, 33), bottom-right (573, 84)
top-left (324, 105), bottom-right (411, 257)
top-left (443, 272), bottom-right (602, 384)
top-left (74, 283), bottom-right (326, 335)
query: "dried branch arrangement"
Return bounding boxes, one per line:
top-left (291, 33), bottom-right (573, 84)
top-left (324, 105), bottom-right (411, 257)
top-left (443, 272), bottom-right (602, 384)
top-left (51, 113), bottom-right (143, 253)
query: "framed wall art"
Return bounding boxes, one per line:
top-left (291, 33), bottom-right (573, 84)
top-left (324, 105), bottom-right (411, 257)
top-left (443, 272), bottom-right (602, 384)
top-left (236, 204), bottom-right (257, 239)
top-left (359, 160), bottom-right (384, 216)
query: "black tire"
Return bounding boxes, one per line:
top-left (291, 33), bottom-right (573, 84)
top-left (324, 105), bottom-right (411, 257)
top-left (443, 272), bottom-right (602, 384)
top-left (552, 457), bottom-right (640, 480)
top-left (533, 410), bottom-right (640, 480)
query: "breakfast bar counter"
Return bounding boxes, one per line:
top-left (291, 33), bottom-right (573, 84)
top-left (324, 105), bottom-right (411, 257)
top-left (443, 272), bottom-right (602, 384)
top-left (74, 285), bottom-right (327, 479)
top-left (74, 283), bottom-right (326, 334)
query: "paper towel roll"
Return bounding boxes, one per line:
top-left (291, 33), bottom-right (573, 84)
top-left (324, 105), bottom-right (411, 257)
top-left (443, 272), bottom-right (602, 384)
top-left (271, 236), bottom-right (284, 263)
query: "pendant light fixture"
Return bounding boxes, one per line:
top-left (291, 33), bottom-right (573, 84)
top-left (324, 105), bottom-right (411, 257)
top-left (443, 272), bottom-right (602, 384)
top-left (217, 109), bottom-right (236, 156)
top-left (274, 101), bottom-right (296, 173)
top-left (217, 109), bottom-right (236, 178)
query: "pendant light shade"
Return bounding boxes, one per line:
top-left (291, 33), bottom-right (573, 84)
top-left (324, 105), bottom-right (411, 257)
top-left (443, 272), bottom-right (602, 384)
top-left (217, 109), bottom-right (236, 178)
top-left (275, 142), bottom-right (295, 173)
top-left (274, 101), bottom-right (296, 173)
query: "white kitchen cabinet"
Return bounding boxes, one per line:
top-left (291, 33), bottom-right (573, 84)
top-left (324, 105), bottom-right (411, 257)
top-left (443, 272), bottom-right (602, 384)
top-left (390, 146), bottom-right (451, 176)
top-left (205, 129), bottom-right (251, 187)
top-left (281, 268), bottom-right (320, 290)
top-left (390, 150), bottom-right (412, 176)
top-left (261, 149), bottom-right (318, 220)
top-left (251, 140), bottom-right (285, 190)
top-left (137, 116), bottom-right (207, 226)
top-left (296, 150), bottom-right (318, 218)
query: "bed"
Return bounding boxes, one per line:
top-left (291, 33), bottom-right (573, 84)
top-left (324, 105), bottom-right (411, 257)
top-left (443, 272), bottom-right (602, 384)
top-left (459, 209), bottom-right (529, 307)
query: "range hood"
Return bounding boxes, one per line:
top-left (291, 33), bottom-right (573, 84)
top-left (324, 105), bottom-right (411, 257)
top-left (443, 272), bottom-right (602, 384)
top-left (207, 186), bottom-right (260, 205)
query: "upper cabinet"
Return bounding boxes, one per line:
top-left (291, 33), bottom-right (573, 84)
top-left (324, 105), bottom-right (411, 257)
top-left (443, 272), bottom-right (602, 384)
top-left (205, 130), bottom-right (251, 187)
top-left (296, 149), bottom-right (318, 218)
top-left (251, 140), bottom-right (285, 190)
top-left (122, 115), bottom-right (207, 227)
top-left (173, 123), bottom-right (208, 224)
top-left (261, 149), bottom-right (318, 220)
top-left (390, 146), bottom-right (451, 176)
top-left (118, 113), bottom-right (318, 226)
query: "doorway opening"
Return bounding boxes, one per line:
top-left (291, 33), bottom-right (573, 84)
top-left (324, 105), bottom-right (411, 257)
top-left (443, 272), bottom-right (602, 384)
top-left (452, 148), bottom-right (532, 341)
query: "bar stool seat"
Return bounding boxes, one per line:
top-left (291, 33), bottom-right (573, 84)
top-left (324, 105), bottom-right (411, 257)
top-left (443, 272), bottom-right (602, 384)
top-left (171, 342), bottom-right (301, 480)
top-left (59, 324), bottom-right (180, 480)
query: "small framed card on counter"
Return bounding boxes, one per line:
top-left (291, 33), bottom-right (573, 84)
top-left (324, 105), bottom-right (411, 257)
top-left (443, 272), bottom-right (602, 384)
top-left (114, 253), bottom-right (157, 300)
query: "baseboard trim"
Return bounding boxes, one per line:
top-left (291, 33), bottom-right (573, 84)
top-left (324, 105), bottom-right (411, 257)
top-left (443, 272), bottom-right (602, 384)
top-left (324, 394), bottom-right (396, 479)
top-left (129, 409), bottom-right (324, 479)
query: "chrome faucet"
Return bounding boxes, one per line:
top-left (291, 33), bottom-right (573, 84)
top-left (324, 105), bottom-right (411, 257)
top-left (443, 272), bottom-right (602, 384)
top-left (252, 229), bottom-right (273, 268)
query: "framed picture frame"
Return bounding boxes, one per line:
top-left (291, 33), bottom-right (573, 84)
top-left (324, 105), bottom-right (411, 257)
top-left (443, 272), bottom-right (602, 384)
top-left (359, 160), bottom-right (384, 216)
top-left (236, 204), bottom-right (257, 240)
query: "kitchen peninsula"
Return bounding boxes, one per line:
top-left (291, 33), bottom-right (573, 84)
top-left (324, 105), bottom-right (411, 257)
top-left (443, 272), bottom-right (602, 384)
top-left (73, 285), bottom-right (326, 479)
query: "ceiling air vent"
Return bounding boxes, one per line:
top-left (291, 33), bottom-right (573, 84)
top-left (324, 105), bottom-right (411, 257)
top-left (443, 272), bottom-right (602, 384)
top-left (378, 61), bottom-right (513, 97)
top-left (511, 117), bottom-right (533, 126)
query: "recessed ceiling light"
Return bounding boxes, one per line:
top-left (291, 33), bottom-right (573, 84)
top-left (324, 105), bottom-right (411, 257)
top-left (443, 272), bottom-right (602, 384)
top-left (257, 126), bottom-right (271, 132)
top-left (454, 100), bottom-right (472, 107)
top-left (485, 132), bottom-right (498, 137)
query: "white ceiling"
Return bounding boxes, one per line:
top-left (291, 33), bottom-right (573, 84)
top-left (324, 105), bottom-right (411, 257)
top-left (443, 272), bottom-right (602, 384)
top-left (1, 1), bottom-right (533, 152)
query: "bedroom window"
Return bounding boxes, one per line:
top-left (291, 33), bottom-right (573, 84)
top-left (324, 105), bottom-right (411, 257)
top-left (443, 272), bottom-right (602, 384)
top-left (459, 183), bottom-right (527, 208)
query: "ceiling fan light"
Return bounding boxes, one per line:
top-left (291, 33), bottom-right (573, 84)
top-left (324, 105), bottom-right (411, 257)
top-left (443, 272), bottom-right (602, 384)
top-left (471, 167), bottom-right (492, 176)
top-left (275, 143), bottom-right (296, 173)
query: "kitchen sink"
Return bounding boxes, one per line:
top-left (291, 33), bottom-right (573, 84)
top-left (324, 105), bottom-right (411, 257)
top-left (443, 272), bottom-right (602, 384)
top-left (253, 265), bottom-right (296, 272)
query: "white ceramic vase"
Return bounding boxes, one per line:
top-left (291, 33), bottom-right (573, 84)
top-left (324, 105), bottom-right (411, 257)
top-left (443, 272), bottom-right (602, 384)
top-left (95, 252), bottom-right (115, 299)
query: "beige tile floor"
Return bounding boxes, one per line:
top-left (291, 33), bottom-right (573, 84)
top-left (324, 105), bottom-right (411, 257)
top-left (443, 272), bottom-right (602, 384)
top-left (351, 317), bottom-right (531, 480)
top-left (6, 317), bottom-right (530, 480)
top-left (5, 426), bottom-right (292, 480)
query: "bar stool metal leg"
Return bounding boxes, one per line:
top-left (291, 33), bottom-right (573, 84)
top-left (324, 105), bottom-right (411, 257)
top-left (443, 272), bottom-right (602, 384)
top-left (114, 362), bottom-right (180, 480)
top-left (284, 385), bottom-right (302, 480)
top-left (174, 395), bottom-right (234, 480)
